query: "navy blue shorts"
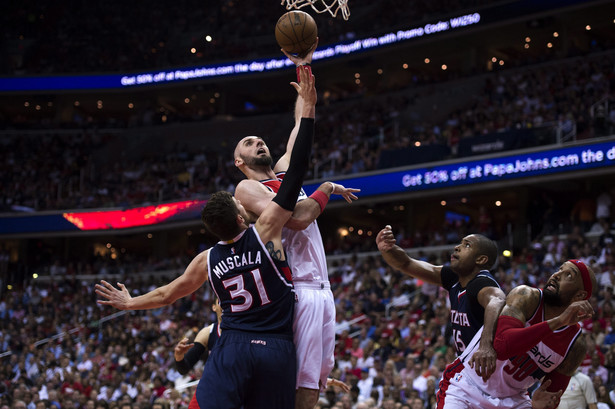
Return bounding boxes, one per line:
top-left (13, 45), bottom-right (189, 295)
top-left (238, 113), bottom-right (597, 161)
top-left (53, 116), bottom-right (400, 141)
top-left (191, 330), bottom-right (296, 409)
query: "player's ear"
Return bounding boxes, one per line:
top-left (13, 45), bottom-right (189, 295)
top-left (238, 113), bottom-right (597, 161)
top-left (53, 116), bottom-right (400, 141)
top-left (574, 289), bottom-right (589, 301)
top-left (475, 254), bottom-right (488, 267)
top-left (234, 156), bottom-right (244, 167)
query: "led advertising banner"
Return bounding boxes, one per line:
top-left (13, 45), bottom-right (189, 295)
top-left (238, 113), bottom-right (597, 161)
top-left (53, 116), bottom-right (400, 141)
top-left (302, 140), bottom-right (615, 197)
top-left (1, 139), bottom-right (613, 235)
top-left (1, 10), bottom-right (484, 92)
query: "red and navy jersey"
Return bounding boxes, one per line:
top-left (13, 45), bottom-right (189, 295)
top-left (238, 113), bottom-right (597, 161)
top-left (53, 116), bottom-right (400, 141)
top-left (441, 266), bottom-right (501, 355)
top-left (207, 226), bottom-right (295, 336)
top-left (457, 289), bottom-right (582, 398)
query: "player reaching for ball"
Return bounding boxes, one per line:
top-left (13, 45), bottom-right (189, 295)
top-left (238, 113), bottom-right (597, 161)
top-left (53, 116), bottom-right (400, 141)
top-left (97, 64), bottom-right (318, 409)
top-left (233, 39), bottom-right (360, 409)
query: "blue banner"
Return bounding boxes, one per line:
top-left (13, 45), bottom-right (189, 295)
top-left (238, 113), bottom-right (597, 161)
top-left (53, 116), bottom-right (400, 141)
top-left (304, 139), bottom-right (615, 198)
top-left (2, 139), bottom-right (614, 235)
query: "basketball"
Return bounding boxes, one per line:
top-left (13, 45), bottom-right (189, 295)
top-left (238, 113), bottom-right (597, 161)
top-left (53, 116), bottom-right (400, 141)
top-left (275, 10), bottom-right (318, 57)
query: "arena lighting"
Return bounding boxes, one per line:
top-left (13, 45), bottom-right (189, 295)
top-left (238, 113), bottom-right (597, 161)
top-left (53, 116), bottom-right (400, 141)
top-left (62, 199), bottom-right (206, 230)
top-left (502, 250), bottom-right (512, 257)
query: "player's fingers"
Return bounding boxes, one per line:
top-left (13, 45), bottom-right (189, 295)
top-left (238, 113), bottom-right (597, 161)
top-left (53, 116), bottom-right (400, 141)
top-left (99, 280), bottom-right (114, 289)
top-left (118, 282), bottom-right (127, 291)
top-left (539, 379), bottom-right (552, 390)
top-left (94, 286), bottom-right (111, 297)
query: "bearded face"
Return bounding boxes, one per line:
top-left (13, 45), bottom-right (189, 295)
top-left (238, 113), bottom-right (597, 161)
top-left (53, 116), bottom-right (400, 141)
top-left (241, 153), bottom-right (273, 168)
top-left (543, 285), bottom-right (566, 307)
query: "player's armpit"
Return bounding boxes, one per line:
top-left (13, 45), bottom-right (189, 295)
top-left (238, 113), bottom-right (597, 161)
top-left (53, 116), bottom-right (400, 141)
top-left (554, 336), bottom-right (587, 376)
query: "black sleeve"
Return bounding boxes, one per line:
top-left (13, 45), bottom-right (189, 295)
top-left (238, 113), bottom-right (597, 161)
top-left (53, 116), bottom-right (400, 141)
top-left (466, 275), bottom-right (499, 298)
top-left (440, 265), bottom-right (458, 291)
top-left (175, 342), bottom-right (206, 375)
top-left (272, 118), bottom-right (314, 211)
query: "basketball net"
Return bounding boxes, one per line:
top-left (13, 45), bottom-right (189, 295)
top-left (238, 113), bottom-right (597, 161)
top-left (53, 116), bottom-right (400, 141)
top-left (282, 0), bottom-right (350, 20)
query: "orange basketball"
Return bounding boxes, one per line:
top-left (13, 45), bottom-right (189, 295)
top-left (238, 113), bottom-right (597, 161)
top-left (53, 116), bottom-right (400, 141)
top-left (275, 10), bottom-right (318, 57)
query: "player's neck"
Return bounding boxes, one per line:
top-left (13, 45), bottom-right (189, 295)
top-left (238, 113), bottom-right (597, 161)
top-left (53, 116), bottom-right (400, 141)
top-left (244, 165), bottom-right (277, 181)
top-left (543, 303), bottom-right (567, 322)
top-left (457, 270), bottom-right (478, 288)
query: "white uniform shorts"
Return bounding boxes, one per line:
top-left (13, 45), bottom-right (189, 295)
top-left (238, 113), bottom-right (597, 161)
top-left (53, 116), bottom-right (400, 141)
top-left (439, 370), bottom-right (531, 409)
top-left (293, 281), bottom-right (336, 390)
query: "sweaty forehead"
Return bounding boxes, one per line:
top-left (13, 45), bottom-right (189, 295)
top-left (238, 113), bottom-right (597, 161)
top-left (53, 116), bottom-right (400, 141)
top-left (238, 136), bottom-right (263, 146)
top-left (462, 234), bottom-right (478, 245)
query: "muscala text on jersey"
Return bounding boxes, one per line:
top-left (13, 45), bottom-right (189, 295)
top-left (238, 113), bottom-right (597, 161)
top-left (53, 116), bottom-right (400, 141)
top-left (211, 251), bottom-right (262, 279)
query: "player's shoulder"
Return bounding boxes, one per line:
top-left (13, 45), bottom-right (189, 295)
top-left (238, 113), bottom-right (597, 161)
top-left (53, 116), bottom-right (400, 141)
top-left (235, 179), bottom-right (271, 196)
top-left (471, 270), bottom-right (499, 285)
top-left (236, 178), bottom-right (263, 190)
top-left (508, 284), bottom-right (539, 298)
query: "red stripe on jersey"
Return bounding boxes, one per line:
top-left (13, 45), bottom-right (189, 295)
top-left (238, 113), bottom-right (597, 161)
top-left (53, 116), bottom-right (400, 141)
top-left (188, 392), bottom-right (200, 409)
top-left (281, 266), bottom-right (293, 282)
top-left (436, 357), bottom-right (464, 409)
top-left (457, 289), bottom-right (466, 301)
top-left (261, 178), bottom-right (282, 193)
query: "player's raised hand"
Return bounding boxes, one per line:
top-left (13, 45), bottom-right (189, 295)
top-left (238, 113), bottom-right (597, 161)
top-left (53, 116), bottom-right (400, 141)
top-left (468, 344), bottom-right (497, 382)
top-left (531, 379), bottom-right (562, 409)
top-left (174, 337), bottom-right (195, 362)
top-left (376, 225), bottom-right (397, 252)
top-left (291, 64), bottom-right (316, 108)
top-left (95, 280), bottom-right (132, 310)
top-left (330, 182), bottom-right (360, 203)
top-left (552, 300), bottom-right (594, 328)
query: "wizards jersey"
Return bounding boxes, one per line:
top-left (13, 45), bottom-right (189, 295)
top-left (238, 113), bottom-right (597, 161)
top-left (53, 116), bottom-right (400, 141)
top-left (441, 266), bottom-right (501, 354)
top-left (207, 226), bottom-right (295, 336)
top-left (260, 173), bottom-right (329, 283)
top-left (460, 289), bottom-right (582, 398)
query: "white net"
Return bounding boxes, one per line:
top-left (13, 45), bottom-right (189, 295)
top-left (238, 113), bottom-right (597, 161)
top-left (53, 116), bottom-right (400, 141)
top-left (282, 0), bottom-right (350, 20)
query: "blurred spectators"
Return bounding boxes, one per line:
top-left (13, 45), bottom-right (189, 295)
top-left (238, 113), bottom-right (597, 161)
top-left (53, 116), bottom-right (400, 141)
top-left (1, 220), bottom-right (614, 408)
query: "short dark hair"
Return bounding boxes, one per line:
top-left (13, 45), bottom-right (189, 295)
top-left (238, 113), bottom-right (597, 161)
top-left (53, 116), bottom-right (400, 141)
top-left (201, 191), bottom-right (241, 241)
top-left (475, 234), bottom-right (498, 270)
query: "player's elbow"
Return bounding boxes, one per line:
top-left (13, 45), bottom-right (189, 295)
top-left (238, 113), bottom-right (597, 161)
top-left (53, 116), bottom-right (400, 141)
top-left (285, 216), bottom-right (311, 231)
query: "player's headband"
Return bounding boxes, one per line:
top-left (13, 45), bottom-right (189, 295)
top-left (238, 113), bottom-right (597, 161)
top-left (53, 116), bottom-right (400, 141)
top-left (568, 259), bottom-right (592, 300)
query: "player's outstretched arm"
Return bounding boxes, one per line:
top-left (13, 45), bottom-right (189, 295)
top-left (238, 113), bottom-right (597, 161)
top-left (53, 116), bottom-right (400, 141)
top-left (257, 65), bottom-right (316, 245)
top-left (275, 38), bottom-right (319, 174)
top-left (468, 285), bottom-right (506, 381)
top-left (174, 324), bottom-right (213, 375)
top-left (286, 181), bottom-right (360, 231)
top-left (376, 225), bottom-right (442, 285)
top-left (95, 250), bottom-right (209, 310)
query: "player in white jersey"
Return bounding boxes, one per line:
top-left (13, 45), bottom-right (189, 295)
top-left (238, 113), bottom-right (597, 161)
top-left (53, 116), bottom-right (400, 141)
top-left (233, 42), bottom-right (360, 409)
top-left (437, 259), bottom-right (597, 409)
